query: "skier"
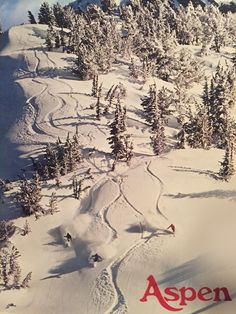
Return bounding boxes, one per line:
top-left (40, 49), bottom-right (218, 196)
top-left (167, 224), bottom-right (175, 234)
top-left (64, 232), bottom-right (72, 246)
top-left (89, 253), bottom-right (103, 267)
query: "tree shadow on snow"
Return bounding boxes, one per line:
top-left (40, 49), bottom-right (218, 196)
top-left (190, 292), bottom-right (236, 314)
top-left (166, 190), bottom-right (236, 201)
top-left (158, 256), bottom-right (210, 286)
top-left (126, 223), bottom-right (173, 239)
top-left (170, 166), bottom-right (220, 180)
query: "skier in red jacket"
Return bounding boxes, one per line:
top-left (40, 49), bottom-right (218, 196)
top-left (167, 224), bottom-right (175, 234)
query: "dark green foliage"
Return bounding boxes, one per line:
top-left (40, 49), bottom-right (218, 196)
top-left (16, 174), bottom-right (43, 216)
top-left (219, 142), bottom-right (235, 181)
top-left (28, 11), bottom-right (37, 24)
top-left (38, 2), bottom-right (54, 25)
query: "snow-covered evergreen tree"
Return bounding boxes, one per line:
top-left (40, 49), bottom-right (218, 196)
top-left (48, 192), bottom-right (59, 215)
top-left (16, 173), bottom-right (43, 216)
top-left (91, 74), bottom-right (99, 97)
top-left (108, 97), bottom-right (133, 166)
top-left (129, 58), bottom-right (139, 80)
top-left (207, 64), bottom-right (235, 147)
top-left (95, 83), bottom-right (102, 120)
top-left (184, 105), bottom-right (212, 149)
top-left (21, 220), bottom-right (31, 236)
top-left (0, 246), bottom-right (32, 290)
top-left (219, 142), bottom-right (235, 181)
top-left (141, 84), bottom-right (157, 126)
top-left (0, 220), bottom-right (16, 243)
top-left (150, 112), bottom-right (166, 155)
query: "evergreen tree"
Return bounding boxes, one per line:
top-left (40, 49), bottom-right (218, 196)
top-left (141, 84), bottom-right (157, 125)
top-left (219, 142), bottom-right (235, 181)
top-left (150, 112), bottom-right (166, 155)
top-left (55, 34), bottom-right (60, 49)
top-left (53, 2), bottom-right (66, 28)
top-left (48, 193), bottom-right (59, 215)
top-left (38, 2), bottom-right (54, 25)
top-left (176, 128), bottom-right (186, 149)
top-left (21, 220), bottom-right (31, 236)
top-left (108, 98), bottom-right (133, 166)
top-left (45, 25), bottom-right (54, 51)
top-left (129, 58), bottom-right (139, 80)
top-left (207, 64), bottom-right (235, 147)
top-left (91, 74), bottom-right (99, 97)
top-left (184, 105), bottom-right (212, 149)
top-left (16, 174), bottom-right (43, 216)
top-left (0, 221), bottom-right (16, 243)
top-left (0, 246), bottom-right (32, 290)
top-left (156, 87), bottom-right (173, 124)
top-left (28, 11), bottom-right (37, 24)
top-left (95, 94), bottom-right (101, 120)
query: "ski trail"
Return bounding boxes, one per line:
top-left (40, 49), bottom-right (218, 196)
top-left (34, 50), bottom-right (40, 76)
top-left (26, 80), bottom-right (48, 136)
top-left (146, 161), bottom-right (168, 220)
top-left (89, 178), bottom-right (121, 244)
top-left (102, 190), bottom-right (121, 242)
top-left (104, 239), bottom-right (145, 314)
top-left (46, 88), bottom-right (68, 132)
top-left (99, 161), bottom-right (169, 313)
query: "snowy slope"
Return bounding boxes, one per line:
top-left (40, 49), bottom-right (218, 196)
top-left (0, 24), bottom-right (236, 314)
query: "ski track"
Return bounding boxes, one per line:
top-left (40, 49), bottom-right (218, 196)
top-left (93, 161), bottom-right (169, 313)
top-left (104, 239), bottom-right (145, 314)
top-left (34, 50), bottom-right (40, 76)
top-left (46, 88), bottom-right (68, 133)
top-left (25, 80), bottom-right (49, 136)
top-left (9, 34), bottom-right (170, 314)
top-left (100, 186), bottom-right (121, 243)
top-left (146, 160), bottom-right (168, 220)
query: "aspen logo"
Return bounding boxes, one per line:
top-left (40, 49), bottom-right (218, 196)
top-left (140, 275), bottom-right (232, 312)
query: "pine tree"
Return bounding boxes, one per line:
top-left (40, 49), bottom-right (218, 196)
top-left (38, 2), bottom-right (54, 25)
top-left (48, 193), bottom-right (59, 215)
top-left (176, 129), bottom-right (186, 149)
top-left (207, 64), bottom-right (235, 148)
top-left (156, 87), bottom-right (173, 124)
top-left (129, 58), bottom-right (139, 80)
top-left (91, 74), bottom-right (99, 97)
top-left (21, 272), bottom-right (32, 289)
top-left (150, 113), bottom-right (166, 155)
top-left (141, 84), bottom-right (157, 126)
top-left (184, 105), bottom-right (212, 149)
top-left (16, 173), bottom-right (43, 216)
top-left (53, 2), bottom-right (66, 28)
top-left (219, 142), bottom-right (235, 181)
top-left (0, 246), bottom-right (31, 290)
top-left (45, 25), bottom-right (53, 51)
top-left (54, 160), bottom-right (61, 186)
top-left (21, 220), bottom-right (31, 236)
top-left (28, 11), bottom-right (37, 24)
top-left (108, 98), bottom-right (133, 166)
top-left (55, 34), bottom-right (60, 49)
top-left (0, 220), bottom-right (16, 242)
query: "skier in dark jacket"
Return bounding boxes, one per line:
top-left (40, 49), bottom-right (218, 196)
top-left (64, 232), bottom-right (72, 242)
top-left (91, 253), bottom-right (102, 262)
